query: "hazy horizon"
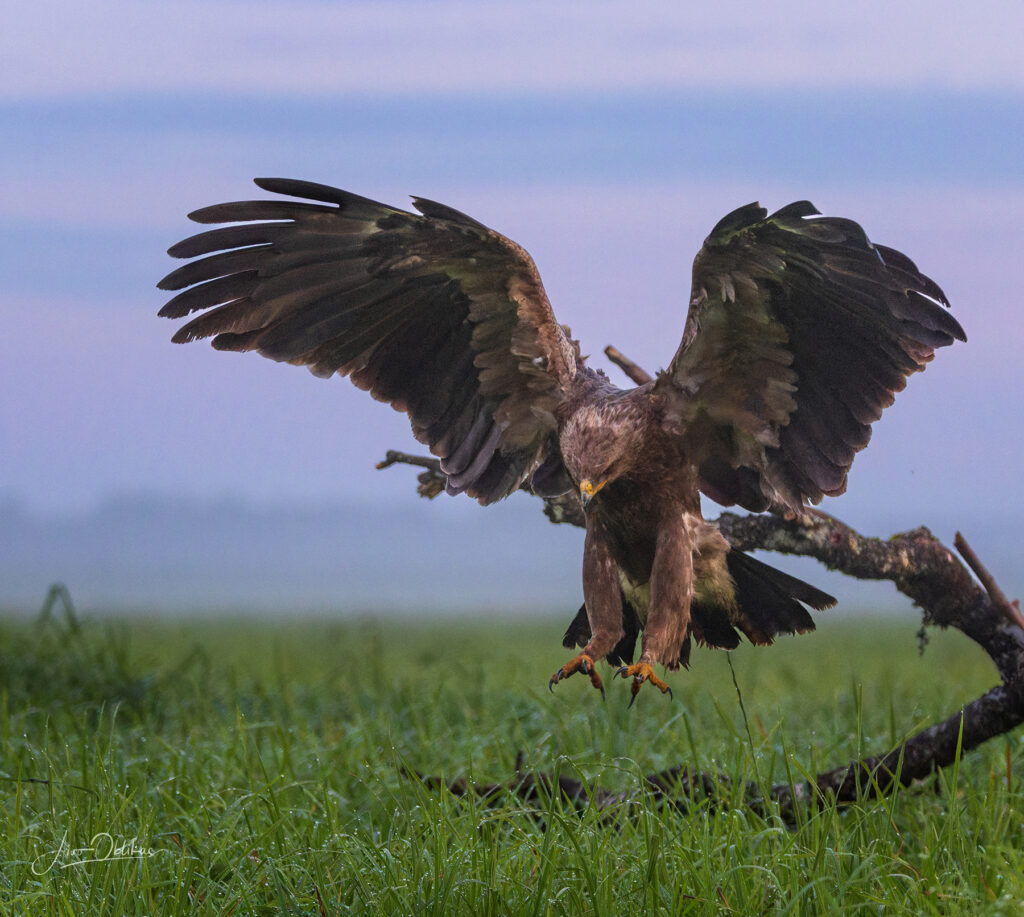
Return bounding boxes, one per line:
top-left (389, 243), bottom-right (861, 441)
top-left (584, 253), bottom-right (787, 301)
top-left (2, 489), bottom-right (1016, 623)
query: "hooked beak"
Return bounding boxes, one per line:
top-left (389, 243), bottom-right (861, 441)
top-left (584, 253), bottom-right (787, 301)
top-left (579, 478), bottom-right (606, 508)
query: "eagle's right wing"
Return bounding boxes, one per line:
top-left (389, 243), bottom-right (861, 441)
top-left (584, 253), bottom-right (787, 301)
top-left (158, 178), bottom-right (581, 504)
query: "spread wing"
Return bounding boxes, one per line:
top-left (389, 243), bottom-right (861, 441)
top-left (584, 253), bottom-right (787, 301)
top-left (654, 201), bottom-right (966, 513)
top-left (158, 178), bottom-right (579, 504)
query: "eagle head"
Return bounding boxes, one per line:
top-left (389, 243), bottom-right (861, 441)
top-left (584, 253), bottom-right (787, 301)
top-left (560, 402), bottom-right (645, 507)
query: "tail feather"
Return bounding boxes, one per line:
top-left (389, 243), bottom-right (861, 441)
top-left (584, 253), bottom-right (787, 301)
top-left (689, 602), bottom-right (742, 650)
top-left (724, 550), bottom-right (836, 646)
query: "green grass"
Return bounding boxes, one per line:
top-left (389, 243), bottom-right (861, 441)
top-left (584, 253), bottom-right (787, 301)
top-left (0, 605), bottom-right (1021, 915)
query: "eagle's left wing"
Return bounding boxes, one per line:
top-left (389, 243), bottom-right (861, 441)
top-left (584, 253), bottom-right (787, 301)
top-left (653, 202), bottom-right (965, 513)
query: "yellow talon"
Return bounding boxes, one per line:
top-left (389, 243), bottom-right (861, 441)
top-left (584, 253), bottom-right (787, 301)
top-left (549, 653), bottom-right (605, 699)
top-left (616, 662), bottom-right (673, 707)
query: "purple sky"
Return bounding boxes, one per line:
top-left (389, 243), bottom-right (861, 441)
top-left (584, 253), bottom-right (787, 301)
top-left (4, 1), bottom-right (1024, 96)
top-left (2, 0), bottom-right (1022, 551)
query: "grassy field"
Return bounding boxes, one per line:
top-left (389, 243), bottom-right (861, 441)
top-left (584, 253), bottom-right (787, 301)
top-left (0, 604), bottom-right (1021, 915)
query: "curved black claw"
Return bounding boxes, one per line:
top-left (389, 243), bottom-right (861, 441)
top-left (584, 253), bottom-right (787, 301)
top-left (616, 663), bottom-right (673, 707)
top-left (549, 653), bottom-right (605, 699)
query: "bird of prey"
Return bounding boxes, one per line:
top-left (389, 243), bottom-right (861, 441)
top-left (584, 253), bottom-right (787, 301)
top-left (158, 178), bottom-right (965, 702)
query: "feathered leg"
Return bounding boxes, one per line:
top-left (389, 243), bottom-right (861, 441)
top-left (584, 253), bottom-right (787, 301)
top-left (618, 510), bottom-right (695, 704)
top-left (549, 518), bottom-right (624, 698)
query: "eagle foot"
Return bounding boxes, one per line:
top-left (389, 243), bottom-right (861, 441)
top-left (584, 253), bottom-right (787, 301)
top-left (549, 654), bottom-right (605, 700)
top-left (616, 662), bottom-right (673, 708)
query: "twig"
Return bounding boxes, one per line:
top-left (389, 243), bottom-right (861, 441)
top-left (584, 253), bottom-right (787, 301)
top-left (375, 450), bottom-right (442, 472)
top-left (0, 774), bottom-right (98, 797)
top-left (604, 346), bottom-right (654, 385)
top-left (955, 531), bottom-right (1024, 630)
top-left (377, 450), bottom-right (446, 499)
top-left (37, 582), bottom-right (81, 633)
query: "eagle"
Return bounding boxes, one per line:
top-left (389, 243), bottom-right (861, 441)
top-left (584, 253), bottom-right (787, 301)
top-left (158, 178), bottom-right (965, 702)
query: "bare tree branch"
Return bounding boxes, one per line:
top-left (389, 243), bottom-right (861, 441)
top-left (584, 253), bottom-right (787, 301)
top-left (382, 346), bottom-right (1024, 817)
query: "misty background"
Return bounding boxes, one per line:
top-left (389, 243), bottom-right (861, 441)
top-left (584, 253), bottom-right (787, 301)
top-left (2, 1), bottom-right (1021, 617)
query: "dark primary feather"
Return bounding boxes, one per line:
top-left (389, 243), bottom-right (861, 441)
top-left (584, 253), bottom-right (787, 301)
top-left (158, 178), bottom-right (580, 504)
top-left (656, 201), bottom-right (965, 513)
